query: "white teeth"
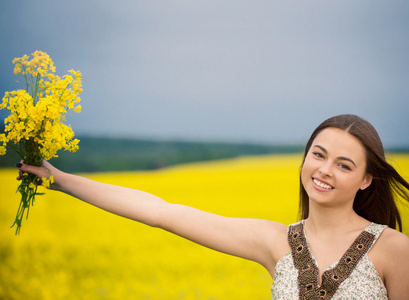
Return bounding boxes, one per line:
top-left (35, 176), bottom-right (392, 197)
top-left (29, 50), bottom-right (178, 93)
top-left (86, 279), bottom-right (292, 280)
top-left (313, 179), bottom-right (333, 189)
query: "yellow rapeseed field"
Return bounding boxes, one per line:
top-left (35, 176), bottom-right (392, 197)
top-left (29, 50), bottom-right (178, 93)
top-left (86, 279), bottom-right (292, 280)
top-left (1, 153), bottom-right (408, 300)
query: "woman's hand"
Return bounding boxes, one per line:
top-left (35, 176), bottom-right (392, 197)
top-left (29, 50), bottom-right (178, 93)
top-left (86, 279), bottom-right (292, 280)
top-left (16, 160), bottom-right (61, 191)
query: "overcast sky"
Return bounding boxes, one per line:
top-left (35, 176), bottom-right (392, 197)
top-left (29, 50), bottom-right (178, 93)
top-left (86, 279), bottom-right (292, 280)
top-left (1, 1), bottom-right (408, 148)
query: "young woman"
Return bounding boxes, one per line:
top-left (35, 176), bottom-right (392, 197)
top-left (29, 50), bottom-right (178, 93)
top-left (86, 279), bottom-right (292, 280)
top-left (16, 114), bottom-right (409, 299)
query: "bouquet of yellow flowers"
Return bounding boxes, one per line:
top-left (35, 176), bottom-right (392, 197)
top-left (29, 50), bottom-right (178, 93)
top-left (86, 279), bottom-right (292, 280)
top-left (0, 51), bottom-right (82, 234)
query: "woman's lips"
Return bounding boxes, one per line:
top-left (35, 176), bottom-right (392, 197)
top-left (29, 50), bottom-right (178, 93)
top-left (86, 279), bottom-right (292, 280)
top-left (312, 178), bottom-right (334, 190)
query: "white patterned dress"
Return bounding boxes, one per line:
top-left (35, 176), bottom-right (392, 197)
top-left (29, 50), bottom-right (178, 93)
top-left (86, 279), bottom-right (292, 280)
top-left (271, 221), bottom-right (388, 299)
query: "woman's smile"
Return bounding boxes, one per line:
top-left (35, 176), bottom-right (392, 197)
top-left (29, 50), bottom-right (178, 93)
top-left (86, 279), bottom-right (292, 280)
top-left (312, 178), bottom-right (334, 190)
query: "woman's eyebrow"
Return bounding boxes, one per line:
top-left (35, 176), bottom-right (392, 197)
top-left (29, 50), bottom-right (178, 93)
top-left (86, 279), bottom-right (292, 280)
top-left (312, 145), bottom-right (357, 167)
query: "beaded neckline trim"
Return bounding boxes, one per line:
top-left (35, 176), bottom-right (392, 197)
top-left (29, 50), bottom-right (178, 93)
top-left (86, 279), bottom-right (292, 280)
top-left (288, 223), bottom-right (375, 299)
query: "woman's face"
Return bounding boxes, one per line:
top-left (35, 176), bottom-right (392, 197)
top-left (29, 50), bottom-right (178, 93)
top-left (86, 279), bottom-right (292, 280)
top-left (301, 127), bottom-right (372, 209)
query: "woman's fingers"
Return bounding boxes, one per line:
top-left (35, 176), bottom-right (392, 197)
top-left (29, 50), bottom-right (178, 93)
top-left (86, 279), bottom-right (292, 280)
top-left (16, 169), bottom-right (24, 181)
top-left (16, 160), bottom-right (51, 179)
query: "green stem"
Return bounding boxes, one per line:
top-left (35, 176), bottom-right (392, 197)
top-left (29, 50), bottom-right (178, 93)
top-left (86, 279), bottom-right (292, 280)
top-left (11, 173), bottom-right (38, 235)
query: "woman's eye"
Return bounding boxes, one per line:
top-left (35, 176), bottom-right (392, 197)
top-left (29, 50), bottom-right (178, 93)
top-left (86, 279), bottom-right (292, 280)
top-left (313, 152), bottom-right (324, 158)
top-left (340, 164), bottom-right (351, 171)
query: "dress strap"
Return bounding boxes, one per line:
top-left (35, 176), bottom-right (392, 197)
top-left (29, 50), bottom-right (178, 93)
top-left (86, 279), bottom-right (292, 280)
top-left (288, 223), bottom-right (375, 299)
top-left (366, 223), bottom-right (388, 251)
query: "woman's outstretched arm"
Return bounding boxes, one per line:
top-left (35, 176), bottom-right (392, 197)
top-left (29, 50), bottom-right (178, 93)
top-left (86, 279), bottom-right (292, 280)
top-left (16, 160), bottom-right (288, 274)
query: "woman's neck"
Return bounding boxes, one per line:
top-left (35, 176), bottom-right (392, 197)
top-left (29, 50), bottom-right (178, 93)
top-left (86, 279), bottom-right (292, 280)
top-left (305, 202), bottom-right (370, 237)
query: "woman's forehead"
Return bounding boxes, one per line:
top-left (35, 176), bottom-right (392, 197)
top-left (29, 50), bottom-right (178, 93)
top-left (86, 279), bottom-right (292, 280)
top-left (312, 128), bottom-right (367, 159)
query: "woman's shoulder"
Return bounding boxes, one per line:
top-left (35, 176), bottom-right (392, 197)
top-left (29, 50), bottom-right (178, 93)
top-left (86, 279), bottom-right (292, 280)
top-left (373, 227), bottom-right (409, 272)
top-left (268, 221), bottom-right (292, 259)
top-left (253, 219), bottom-right (289, 246)
top-left (252, 220), bottom-right (291, 274)
top-left (378, 227), bottom-right (409, 252)
top-left (374, 227), bottom-right (409, 298)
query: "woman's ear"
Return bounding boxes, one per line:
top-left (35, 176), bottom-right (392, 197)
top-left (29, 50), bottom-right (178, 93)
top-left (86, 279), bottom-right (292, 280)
top-left (360, 174), bottom-right (373, 190)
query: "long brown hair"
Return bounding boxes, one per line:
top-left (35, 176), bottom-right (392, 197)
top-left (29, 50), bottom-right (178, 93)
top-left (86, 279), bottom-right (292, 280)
top-left (299, 114), bottom-right (409, 231)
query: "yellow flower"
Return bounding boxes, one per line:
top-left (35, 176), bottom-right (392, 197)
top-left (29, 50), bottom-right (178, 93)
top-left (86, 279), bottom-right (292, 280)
top-left (0, 133), bottom-right (7, 155)
top-left (41, 175), bottom-right (54, 189)
top-left (74, 104), bottom-right (82, 113)
top-left (13, 64), bottom-right (22, 75)
top-left (1, 51), bottom-right (83, 233)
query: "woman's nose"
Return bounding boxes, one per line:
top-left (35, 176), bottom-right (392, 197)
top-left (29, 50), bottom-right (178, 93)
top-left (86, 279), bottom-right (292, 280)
top-left (319, 163), bottom-right (333, 177)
